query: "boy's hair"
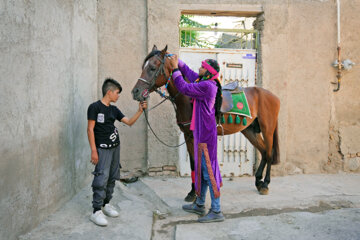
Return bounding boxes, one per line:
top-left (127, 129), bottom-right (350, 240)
top-left (102, 78), bottom-right (122, 97)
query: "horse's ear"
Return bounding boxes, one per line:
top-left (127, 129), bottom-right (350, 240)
top-left (160, 45), bottom-right (168, 56)
top-left (152, 45), bottom-right (158, 51)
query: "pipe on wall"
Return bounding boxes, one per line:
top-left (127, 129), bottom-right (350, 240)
top-left (332, 0), bottom-right (342, 92)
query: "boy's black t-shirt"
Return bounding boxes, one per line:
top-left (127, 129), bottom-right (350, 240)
top-left (87, 100), bottom-right (125, 149)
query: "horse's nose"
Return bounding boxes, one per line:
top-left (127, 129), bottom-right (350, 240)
top-left (132, 88), bottom-right (140, 100)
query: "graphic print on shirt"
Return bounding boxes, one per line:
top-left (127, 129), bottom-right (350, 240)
top-left (97, 113), bottom-right (105, 123)
top-left (110, 128), bottom-right (119, 142)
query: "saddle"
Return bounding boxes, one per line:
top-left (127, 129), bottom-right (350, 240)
top-left (220, 81), bottom-right (244, 113)
top-left (221, 81), bottom-right (243, 93)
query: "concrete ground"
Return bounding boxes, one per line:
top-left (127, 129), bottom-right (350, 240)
top-left (19, 174), bottom-right (360, 240)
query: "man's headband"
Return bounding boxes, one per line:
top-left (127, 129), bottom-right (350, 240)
top-left (202, 60), bottom-right (219, 80)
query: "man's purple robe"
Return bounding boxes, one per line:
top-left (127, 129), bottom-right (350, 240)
top-left (172, 60), bottom-right (223, 198)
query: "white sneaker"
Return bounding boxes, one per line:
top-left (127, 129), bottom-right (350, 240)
top-left (103, 204), bottom-right (119, 217)
top-left (90, 210), bottom-right (108, 226)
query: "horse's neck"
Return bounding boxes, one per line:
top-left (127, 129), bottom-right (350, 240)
top-left (166, 81), bottom-right (192, 123)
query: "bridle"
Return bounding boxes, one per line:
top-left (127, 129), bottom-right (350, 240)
top-left (138, 53), bottom-right (169, 92)
top-left (138, 53), bottom-right (191, 148)
top-left (138, 53), bottom-right (180, 109)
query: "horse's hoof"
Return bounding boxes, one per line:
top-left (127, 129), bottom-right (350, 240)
top-left (259, 187), bottom-right (269, 195)
top-left (184, 192), bottom-right (196, 202)
top-left (255, 181), bottom-right (264, 191)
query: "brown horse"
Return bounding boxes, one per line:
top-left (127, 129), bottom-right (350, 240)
top-left (132, 45), bottom-right (280, 196)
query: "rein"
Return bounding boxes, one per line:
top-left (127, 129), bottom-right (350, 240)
top-left (143, 110), bottom-right (191, 148)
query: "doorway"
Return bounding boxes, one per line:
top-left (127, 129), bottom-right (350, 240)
top-left (178, 14), bottom-right (258, 177)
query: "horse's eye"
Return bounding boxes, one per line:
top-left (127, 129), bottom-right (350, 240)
top-left (150, 66), bottom-right (156, 71)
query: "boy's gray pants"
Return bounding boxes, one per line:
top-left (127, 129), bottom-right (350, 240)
top-left (92, 145), bottom-right (121, 209)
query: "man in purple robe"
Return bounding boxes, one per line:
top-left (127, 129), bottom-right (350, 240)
top-left (170, 55), bottom-right (225, 223)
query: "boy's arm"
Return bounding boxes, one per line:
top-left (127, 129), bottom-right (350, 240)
top-left (121, 101), bottom-right (148, 126)
top-left (87, 120), bottom-right (98, 165)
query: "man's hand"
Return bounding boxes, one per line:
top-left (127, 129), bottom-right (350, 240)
top-left (169, 54), bottom-right (178, 69)
top-left (139, 101), bottom-right (147, 112)
top-left (91, 150), bottom-right (98, 165)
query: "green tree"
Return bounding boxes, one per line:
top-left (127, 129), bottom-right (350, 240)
top-left (180, 15), bottom-right (211, 48)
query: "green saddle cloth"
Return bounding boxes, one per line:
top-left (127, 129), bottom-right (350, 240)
top-left (228, 92), bottom-right (251, 118)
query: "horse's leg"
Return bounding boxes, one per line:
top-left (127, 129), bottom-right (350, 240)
top-left (242, 127), bottom-right (267, 191)
top-left (259, 159), bottom-right (273, 195)
top-left (259, 131), bottom-right (276, 195)
top-left (257, 120), bottom-right (277, 195)
top-left (184, 136), bottom-right (196, 202)
top-left (255, 155), bottom-right (267, 191)
top-left (261, 123), bottom-right (279, 193)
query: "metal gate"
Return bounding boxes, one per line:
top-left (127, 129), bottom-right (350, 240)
top-left (178, 48), bottom-right (257, 177)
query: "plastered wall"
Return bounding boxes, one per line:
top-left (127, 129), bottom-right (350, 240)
top-left (97, 0), bottom-right (148, 173)
top-left (0, 1), bottom-right (97, 239)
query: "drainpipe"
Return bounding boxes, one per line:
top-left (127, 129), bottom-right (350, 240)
top-left (332, 0), bottom-right (342, 92)
top-left (332, 0), bottom-right (355, 92)
top-left (337, 0), bottom-right (341, 49)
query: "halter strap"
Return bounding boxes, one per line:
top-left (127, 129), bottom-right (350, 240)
top-left (138, 77), bottom-right (151, 84)
top-left (140, 54), bottom-right (166, 90)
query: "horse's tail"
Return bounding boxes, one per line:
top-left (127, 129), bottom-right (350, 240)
top-left (271, 122), bottom-right (280, 165)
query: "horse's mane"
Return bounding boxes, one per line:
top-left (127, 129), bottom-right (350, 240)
top-left (142, 50), bottom-right (161, 69)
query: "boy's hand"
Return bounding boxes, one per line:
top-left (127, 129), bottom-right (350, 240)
top-left (169, 54), bottom-right (178, 69)
top-left (91, 150), bottom-right (98, 165)
top-left (139, 101), bottom-right (147, 112)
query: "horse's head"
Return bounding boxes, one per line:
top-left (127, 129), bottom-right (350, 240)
top-left (132, 45), bottom-right (172, 101)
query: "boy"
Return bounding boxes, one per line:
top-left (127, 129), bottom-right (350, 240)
top-left (87, 78), bottom-right (147, 226)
